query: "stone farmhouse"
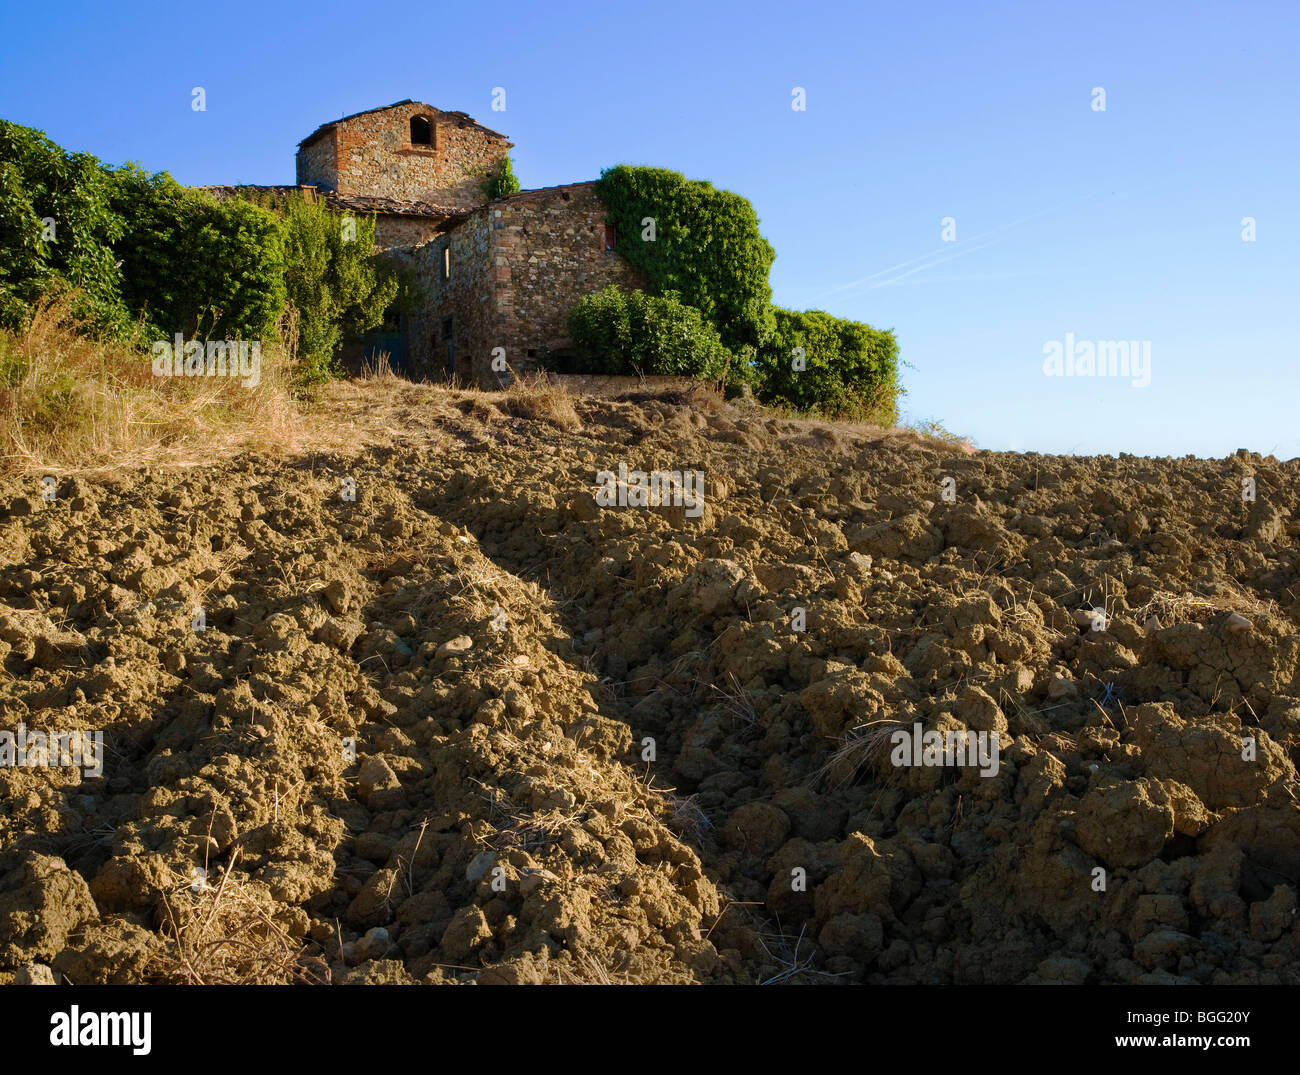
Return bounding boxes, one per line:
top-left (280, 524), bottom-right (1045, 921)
top-left (215, 100), bottom-right (645, 385)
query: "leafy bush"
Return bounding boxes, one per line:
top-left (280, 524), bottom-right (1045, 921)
top-left (595, 165), bottom-right (775, 354)
top-left (0, 121), bottom-right (402, 387)
top-left (109, 166), bottom-right (285, 342)
top-left (755, 307), bottom-right (900, 423)
top-left (0, 121), bottom-right (130, 336)
top-left (276, 194), bottom-right (397, 385)
top-left (568, 285), bottom-right (733, 380)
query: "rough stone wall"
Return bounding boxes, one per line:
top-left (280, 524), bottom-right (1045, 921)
top-left (486, 183), bottom-right (646, 377)
top-left (297, 102), bottom-right (510, 209)
top-left (295, 131), bottom-right (337, 191)
top-left (372, 215), bottom-right (450, 260)
top-left (405, 212), bottom-right (495, 384)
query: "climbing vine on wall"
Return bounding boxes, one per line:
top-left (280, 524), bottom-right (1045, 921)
top-left (594, 164), bottom-right (900, 420)
top-left (595, 165), bottom-right (775, 356)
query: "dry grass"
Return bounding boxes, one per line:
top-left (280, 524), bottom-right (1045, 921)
top-left (609, 380), bottom-right (728, 413)
top-left (1135, 587), bottom-right (1284, 631)
top-left (0, 299), bottom-right (964, 482)
top-left (998, 688), bottom-right (1051, 738)
top-left (484, 806), bottom-right (585, 853)
top-left (551, 951), bottom-right (633, 984)
top-left (708, 671), bottom-right (760, 728)
top-left (771, 411), bottom-right (975, 457)
top-left (152, 853), bottom-right (329, 985)
top-left (497, 372), bottom-right (582, 431)
top-left (0, 294), bottom-right (301, 475)
top-left (757, 924), bottom-right (846, 985)
top-left (810, 718), bottom-right (909, 790)
top-left (358, 349), bottom-right (400, 381)
top-left (899, 416), bottom-right (976, 453)
top-left (665, 792), bottom-right (713, 843)
top-left (445, 557), bottom-right (524, 623)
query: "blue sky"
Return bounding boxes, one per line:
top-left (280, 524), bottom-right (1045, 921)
top-left (2, 0), bottom-right (1297, 457)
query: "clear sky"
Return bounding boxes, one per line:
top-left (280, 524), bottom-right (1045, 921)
top-left (2, 0), bottom-right (1296, 458)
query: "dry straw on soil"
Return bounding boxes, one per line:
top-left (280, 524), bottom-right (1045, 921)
top-left (1135, 587), bottom-right (1285, 632)
top-left (153, 852), bottom-right (330, 985)
top-left (811, 718), bottom-right (910, 789)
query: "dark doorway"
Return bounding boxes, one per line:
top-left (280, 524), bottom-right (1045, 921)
top-left (410, 115), bottom-right (433, 146)
top-left (360, 331), bottom-right (405, 375)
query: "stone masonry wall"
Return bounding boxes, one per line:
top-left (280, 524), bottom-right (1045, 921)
top-left (486, 183), bottom-right (646, 378)
top-left (405, 212), bottom-right (495, 384)
top-left (297, 102), bottom-right (510, 209)
top-left (372, 215), bottom-right (450, 260)
top-left (295, 131), bottom-right (337, 191)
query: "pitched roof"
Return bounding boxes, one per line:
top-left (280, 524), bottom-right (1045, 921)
top-left (199, 184), bottom-right (298, 200)
top-left (297, 100), bottom-right (510, 148)
top-left (196, 185), bottom-right (471, 232)
top-left (324, 193), bottom-right (470, 230)
top-left (492, 180), bottom-right (598, 205)
top-left (455, 181), bottom-right (599, 219)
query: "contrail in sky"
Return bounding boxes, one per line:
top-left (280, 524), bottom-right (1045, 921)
top-left (812, 196), bottom-right (1103, 303)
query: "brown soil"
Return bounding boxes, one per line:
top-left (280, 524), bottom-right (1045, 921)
top-left (1, 378), bottom-right (1298, 985)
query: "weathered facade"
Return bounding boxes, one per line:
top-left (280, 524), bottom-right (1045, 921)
top-left (399, 183), bottom-right (647, 382)
top-left (487, 184), bottom-right (647, 372)
top-left (207, 102), bottom-right (642, 385)
top-left (290, 100), bottom-right (643, 386)
top-left (296, 101), bottom-right (511, 211)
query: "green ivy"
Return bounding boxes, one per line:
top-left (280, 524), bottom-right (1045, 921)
top-left (591, 165), bottom-right (898, 417)
top-left (275, 193), bottom-right (397, 385)
top-left (594, 165), bottom-right (775, 355)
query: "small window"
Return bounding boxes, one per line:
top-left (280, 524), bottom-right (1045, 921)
top-left (410, 116), bottom-right (433, 146)
top-left (443, 246), bottom-right (451, 279)
top-left (604, 223), bottom-right (616, 251)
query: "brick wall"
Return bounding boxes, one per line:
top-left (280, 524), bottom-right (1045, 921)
top-left (296, 102), bottom-right (510, 209)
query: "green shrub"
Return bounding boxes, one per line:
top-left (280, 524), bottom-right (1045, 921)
top-left (568, 285), bottom-right (733, 380)
top-left (595, 165), bottom-right (775, 354)
top-left (277, 194), bottom-right (397, 385)
top-left (755, 307), bottom-right (900, 423)
top-left (0, 122), bottom-right (402, 387)
top-left (109, 166), bottom-right (285, 342)
top-left (0, 121), bottom-right (129, 336)
top-left (481, 157), bottom-right (521, 200)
